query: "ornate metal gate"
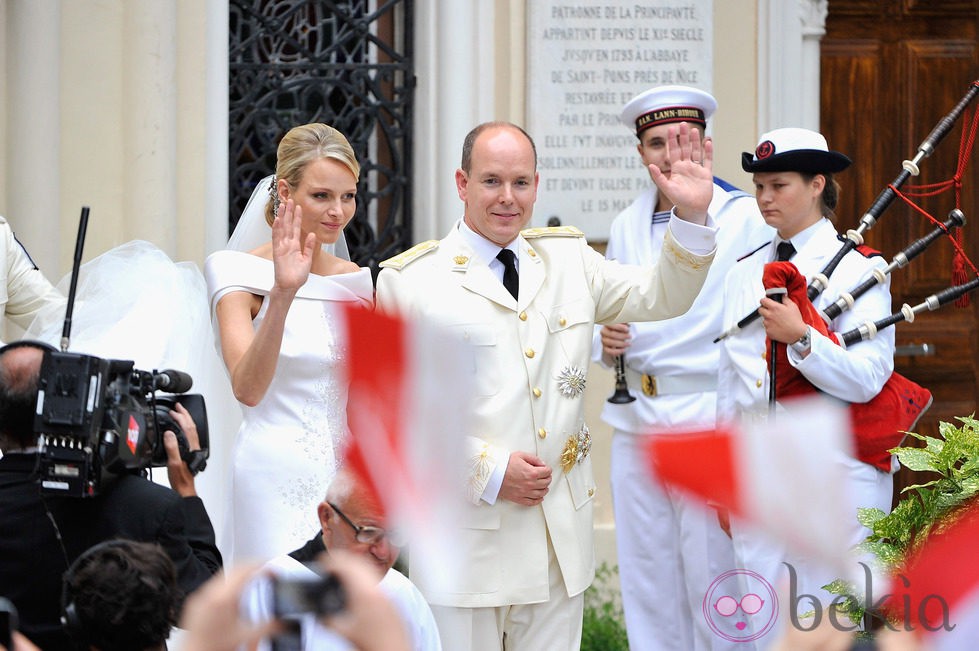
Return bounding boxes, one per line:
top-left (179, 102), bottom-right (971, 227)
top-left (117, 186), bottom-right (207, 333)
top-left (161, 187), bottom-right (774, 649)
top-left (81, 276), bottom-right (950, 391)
top-left (229, 0), bottom-right (414, 271)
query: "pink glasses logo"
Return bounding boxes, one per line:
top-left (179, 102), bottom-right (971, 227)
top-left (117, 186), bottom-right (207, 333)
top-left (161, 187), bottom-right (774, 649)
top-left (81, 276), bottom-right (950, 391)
top-left (703, 569), bottom-right (778, 642)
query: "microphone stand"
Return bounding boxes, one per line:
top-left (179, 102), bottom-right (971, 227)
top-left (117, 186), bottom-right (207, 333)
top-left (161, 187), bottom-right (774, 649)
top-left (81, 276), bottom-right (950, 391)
top-left (61, 206), bottom-right (90, 352)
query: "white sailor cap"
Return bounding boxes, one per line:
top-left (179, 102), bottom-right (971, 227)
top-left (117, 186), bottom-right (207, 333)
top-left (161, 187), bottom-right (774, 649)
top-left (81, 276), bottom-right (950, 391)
top-left (741, 127), bottom-right (851, 174)
top-left (621, 85), bottom-right (717, 136)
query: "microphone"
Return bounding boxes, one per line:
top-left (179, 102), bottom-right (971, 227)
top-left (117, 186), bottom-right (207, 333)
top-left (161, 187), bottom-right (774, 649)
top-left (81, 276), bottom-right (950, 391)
top-left (151, 369), bottom-right (193, 393)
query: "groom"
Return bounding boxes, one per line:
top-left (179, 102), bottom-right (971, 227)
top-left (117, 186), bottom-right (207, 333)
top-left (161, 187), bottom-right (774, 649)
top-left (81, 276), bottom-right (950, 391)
top-left (375, 120), bottom-right (718, 650)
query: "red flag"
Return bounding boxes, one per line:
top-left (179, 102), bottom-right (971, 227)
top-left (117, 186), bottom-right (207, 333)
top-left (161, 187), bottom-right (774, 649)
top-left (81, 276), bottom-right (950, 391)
top-left (645, 395), bottom-right (857, 571)
top-left (338, 304), bottom-right (470, 591)
top-left (643, 427), bottom-right (741, 513)
top-left (338, 305), bottom-right (407, 513)
top-left (882, 502), bottom-right (979, 639)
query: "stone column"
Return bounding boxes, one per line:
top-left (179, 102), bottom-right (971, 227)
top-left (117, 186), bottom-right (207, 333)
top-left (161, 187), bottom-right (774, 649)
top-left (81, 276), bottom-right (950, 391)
top-left (5, 0), bottom-right (62, 275)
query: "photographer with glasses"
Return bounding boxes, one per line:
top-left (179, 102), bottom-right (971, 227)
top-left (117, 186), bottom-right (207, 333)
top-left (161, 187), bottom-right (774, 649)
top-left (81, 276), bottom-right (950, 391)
top-left (241, 468), bottom-right (441, 650)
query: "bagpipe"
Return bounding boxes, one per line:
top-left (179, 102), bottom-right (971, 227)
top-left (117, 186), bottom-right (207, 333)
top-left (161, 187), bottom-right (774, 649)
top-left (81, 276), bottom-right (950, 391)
top-left (739, 80), bottom-right (979, 470)
top-left (716, 79), bottom-right (979, 344)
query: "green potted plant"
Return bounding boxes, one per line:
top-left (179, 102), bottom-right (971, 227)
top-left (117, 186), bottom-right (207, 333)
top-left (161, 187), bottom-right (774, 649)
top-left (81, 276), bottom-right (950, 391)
top-left (826, 415), bottom-right (979, 628)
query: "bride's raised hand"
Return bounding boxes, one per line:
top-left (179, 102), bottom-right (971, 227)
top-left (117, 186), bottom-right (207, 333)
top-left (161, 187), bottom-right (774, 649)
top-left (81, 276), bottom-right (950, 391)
top-left (648, 121), bottom-right (713, 224)
top-left (271, 198), bottom-right (317, 292)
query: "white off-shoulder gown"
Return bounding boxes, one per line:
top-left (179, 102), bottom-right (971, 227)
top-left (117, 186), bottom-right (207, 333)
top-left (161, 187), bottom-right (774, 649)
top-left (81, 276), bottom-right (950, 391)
top-left (205, 250), bottom-right (373, 562)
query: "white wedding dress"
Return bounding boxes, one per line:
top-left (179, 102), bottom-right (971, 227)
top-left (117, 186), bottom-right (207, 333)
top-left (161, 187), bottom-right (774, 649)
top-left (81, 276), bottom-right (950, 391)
top-left (204, 251), bottom-right (373, 562)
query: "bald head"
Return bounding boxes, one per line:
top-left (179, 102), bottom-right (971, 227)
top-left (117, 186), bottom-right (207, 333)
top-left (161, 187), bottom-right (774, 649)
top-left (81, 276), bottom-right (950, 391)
top-left (460, 121), bottom-right (537, 174)
top-left (318, 469), bottom-right (398, 576)
top-left (0, 343), bottom-right (46, 451)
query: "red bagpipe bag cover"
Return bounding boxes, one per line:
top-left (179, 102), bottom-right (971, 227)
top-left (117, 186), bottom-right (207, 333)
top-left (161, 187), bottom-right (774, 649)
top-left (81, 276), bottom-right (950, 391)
top-left (762, 261), bottom-right (933, 471)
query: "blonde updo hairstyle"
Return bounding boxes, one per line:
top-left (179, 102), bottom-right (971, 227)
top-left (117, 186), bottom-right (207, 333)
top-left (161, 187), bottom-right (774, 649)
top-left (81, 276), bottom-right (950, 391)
top-left (265, 123), bottom-right (361, 226)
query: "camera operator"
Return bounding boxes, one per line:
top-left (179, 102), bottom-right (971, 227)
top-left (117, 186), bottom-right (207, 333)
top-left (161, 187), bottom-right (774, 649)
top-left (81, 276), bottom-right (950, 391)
top-left (0, 341), bottom-right (222, 651)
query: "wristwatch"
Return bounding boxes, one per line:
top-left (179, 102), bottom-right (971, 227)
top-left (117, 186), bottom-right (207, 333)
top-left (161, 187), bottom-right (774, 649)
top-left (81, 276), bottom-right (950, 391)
top-left (790, 327), bottom-right (812, 355)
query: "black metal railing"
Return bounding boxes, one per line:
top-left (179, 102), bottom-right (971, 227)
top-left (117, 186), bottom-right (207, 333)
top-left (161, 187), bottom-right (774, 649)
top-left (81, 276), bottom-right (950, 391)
top-left (229, 0), bottom-right (414, 272)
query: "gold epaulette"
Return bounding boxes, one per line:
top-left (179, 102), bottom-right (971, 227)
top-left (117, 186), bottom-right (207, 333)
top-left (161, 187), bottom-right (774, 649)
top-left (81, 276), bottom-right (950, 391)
top-left (520, 225), bottom-right (585, 239)
top-left (379, 240), bottom-right (439, 270)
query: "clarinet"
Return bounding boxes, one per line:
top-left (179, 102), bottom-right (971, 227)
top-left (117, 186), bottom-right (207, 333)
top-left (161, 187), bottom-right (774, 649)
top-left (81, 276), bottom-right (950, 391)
top-left (607, 355), bottom-right (637, 404)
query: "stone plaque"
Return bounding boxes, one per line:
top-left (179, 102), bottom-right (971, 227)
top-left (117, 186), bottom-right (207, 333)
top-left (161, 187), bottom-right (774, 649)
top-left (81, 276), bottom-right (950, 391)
top-left (527, 1), bottom-right (713, 239)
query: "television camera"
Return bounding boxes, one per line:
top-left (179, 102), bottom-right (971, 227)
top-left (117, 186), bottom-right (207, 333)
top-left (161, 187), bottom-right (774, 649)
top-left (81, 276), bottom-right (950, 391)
top-left (31, 207), bottom-right (209, 497)
top-left (35, 350), bottom-right (209, 497)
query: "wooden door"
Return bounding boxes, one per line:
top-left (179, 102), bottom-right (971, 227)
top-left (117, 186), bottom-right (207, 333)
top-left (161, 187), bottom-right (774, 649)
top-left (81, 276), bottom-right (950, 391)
top-left (820, 1), bottom-right (979, 500)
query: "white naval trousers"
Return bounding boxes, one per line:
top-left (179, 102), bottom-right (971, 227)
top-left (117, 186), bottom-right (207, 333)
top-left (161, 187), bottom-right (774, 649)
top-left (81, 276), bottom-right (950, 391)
top-left (611, 430), bottom-right (743, 651)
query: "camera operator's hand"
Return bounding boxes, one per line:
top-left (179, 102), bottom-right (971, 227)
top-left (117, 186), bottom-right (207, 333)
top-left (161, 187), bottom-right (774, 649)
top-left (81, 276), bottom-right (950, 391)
top-left (164, 402), bottom-right (200, 498)
top-left (317, 550), bottom-right (411, 651)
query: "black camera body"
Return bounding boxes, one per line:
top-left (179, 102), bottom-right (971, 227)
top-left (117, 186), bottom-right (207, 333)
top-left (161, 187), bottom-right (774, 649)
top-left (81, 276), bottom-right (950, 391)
top-left (149, 393), bottom-right (209, 474)
top-left (34, 349), bottom-right (208, 498)
top-left (0, 597), bottom-right (16, 651)
top-left (271, 571), bottom-right (347, 618)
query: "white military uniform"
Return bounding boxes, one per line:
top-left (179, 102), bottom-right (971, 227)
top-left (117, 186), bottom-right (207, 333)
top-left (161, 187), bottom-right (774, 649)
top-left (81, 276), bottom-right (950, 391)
top-left (717, 217), bottom-right (895, 648)
top-left (591, 182), bottom-right (772, 651)
top-left (375, 218), bottom-right (715, 650)
top-left (0, 216), bottom-right (65, 340)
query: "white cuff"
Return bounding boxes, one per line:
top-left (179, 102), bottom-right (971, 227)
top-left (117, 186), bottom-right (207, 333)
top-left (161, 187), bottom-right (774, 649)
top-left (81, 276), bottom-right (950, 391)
top-left (668, 209), bottom-right (718, 255)
top-left (480, 449), bottom-right (508, 504)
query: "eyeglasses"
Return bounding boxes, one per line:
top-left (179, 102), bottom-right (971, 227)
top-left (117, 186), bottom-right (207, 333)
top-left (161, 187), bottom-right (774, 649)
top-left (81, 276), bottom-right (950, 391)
top-left (714, 594), bottom-right (765, 617)
top-left (327, 502), bottom-right (405, 547)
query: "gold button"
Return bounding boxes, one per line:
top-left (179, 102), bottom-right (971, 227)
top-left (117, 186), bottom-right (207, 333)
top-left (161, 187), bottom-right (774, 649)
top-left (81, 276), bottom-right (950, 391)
top-left (761, 351), bottom-right (767, 360)
top-left (525, 348), bottom-right (535, 358)
top-left (528, 249), bottom-right (537, 257)
top-left (519, 311), bottom-right (527, 321)
top-left (559, 317), bottom-right (567, 326)
top-left (756, 379), bottom-right (763, 388)
top-left (533, 387), bottom-right (542, 397)
top-left (538, 428), bottom-right (547, 439)
top-left (588, 488), bottom-right (595, 497)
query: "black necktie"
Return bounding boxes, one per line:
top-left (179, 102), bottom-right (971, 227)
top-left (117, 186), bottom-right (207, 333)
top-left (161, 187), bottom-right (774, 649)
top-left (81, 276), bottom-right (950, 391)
top-left (775, 241), bottom-right (796, 261)
top-left (496, 249), bottom-right (519, 300)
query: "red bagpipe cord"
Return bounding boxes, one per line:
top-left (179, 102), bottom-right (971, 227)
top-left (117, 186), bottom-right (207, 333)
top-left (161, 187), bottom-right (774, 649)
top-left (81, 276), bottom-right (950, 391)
top-left (893, 105), bottom-right (979, 306)
top-left (762, 262), bottom-right (932, 471)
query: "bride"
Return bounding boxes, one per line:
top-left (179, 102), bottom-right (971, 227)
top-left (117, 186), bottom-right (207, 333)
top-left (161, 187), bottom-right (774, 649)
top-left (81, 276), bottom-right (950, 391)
top-left (205, 123), bottom-right (373, 562)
